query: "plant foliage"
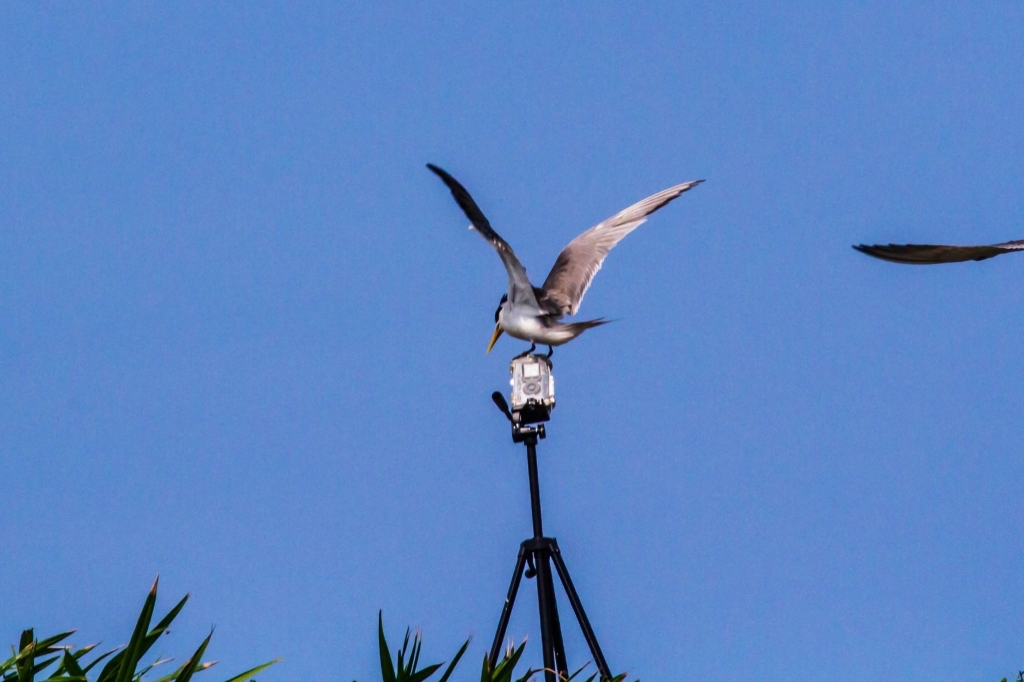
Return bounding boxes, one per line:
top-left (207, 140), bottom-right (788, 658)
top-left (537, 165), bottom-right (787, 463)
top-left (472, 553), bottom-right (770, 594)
top-left (1, 578), bottom-right (279, 682)
top-left (478, 641), bottom-right (532, 682)
top-left (374, 614), bottom-right (636, 682)
top-left (376, 613), bottom-right (467, 682)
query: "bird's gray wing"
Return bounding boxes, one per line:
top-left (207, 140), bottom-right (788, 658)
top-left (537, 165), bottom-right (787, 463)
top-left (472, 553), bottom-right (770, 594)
top-left (853, 240), bottom-right (1024, 264)
top-left (427, 164), bottom-right (539, 307)
top-left (539, 179), bottom-right (704, 316)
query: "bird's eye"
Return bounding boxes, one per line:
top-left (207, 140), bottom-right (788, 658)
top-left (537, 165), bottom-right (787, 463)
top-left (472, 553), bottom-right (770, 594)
top-left (494, 306), bottom-right (501, 323)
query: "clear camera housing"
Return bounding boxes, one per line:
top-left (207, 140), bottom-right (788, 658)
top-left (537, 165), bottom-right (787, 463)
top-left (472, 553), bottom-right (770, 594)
top-left (509, 354), bottom-right (555, 424)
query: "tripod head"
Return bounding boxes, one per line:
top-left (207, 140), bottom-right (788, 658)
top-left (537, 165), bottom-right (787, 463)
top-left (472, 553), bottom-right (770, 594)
top-left (491, 391), bottom-right (546, 443)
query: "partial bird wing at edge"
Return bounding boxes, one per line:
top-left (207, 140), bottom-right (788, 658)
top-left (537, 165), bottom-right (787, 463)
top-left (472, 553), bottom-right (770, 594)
top-left (539, 179), bottom-right (704, 316)
top-left (427, 164), bottom-right (539, 307)
top-left (852, 240), bottom-right (1024, 264)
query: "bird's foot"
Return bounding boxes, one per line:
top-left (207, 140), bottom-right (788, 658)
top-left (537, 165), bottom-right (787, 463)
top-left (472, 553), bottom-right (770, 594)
top-left (546, 345), bottom-right (554, 359)
top-left (513, 343), bottom-right (537, 360)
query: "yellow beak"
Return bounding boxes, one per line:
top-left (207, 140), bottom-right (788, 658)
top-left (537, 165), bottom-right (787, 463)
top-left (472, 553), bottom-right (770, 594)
top-left (486, 323), bottom-right (504, 353)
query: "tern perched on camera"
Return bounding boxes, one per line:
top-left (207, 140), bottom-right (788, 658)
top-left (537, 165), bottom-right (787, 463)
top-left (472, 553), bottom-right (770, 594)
top-left (854, 238), bottom-right (1024, 264)
top-left (427, 163), bottom-right (703, 356)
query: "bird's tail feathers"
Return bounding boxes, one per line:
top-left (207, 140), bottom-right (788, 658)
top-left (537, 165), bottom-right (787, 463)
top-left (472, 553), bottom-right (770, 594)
top-left (565, 318), bottom-right (613, 334)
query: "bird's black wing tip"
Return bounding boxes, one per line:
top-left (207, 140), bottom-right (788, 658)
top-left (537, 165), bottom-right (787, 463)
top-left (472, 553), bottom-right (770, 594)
top-left (426, 164), bottom-right (461, 188)
top-left (852, 243), bottom-right (901, 261)
top-left (852, 244), bottom-right (896, 258)
top-left (851, 243), bottom-right (939, 264)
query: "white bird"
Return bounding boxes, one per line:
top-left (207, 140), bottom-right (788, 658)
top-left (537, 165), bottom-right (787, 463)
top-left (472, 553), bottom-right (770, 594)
top-left (427, 164), bottom-right (704, 356)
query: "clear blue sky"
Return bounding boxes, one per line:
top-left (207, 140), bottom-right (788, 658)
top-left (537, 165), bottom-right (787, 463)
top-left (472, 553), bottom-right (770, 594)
top-left (3, 4), bottom-right (1024, 681)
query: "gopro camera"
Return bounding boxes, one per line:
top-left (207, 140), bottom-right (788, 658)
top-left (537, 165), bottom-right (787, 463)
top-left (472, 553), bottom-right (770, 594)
top-left (509, 354), bottom-right (555, 425)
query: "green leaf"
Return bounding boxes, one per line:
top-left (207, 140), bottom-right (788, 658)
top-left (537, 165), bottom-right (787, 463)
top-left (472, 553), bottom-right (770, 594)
top-left (124, 591), bottom-right (189, 679)
top-left (29, 656), bottom-right (60, 678)
top-left (133, 656), bottom-right (175, 681)
top-left (31, 633), bottom-right (75, 655)
top-left (563, 663), bottom-right (589, 682)
top-left (481, 641), bottom-right (528, 682)
top-left (149, 659), bottom-right (216, 682)
top-left (63, 650), bottom-right (86, 678)
top-left (378, 613), bottom-right (396, 682)
top-left (112, 577), bottom-right (159, 682)
top-left (149, 662), bottom-right (189, 682)
top-left (1, 651), bottom-right (17, 676)
top-left (499, 643), bottom-right (528, 682)
top-left (82, 647), bottom-right (121, 675)
top-left (70, 644), bottom-right (98, 660)
top-left (49, 643), bottom-right (95, 678)
top-left (16, 630), bottom-right (35, 682)
top-left (219, 658), bottom-right (282, 682)
top-left (8, 630), bottom-right (74, 682)
top-left (405, 663), bottom-right (441, 682)
top-left (141, 593), bottom-right (189, 655)
top-left (436, 640), bottom-right (468, 682)
top-left (172, 632), bottom-right (211, 682)
top-left (93, 580), bottom-right (182, 682)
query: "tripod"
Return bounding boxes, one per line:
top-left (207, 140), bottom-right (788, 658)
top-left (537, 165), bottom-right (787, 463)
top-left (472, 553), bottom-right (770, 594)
top-left (490, 392), bottom-right (613, 682)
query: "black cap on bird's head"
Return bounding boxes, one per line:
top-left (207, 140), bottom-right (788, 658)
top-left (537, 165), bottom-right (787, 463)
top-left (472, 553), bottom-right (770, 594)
top-left (494, 294), bottom-right (508, 322)
top-left (488, 294), bottom-right (508, 353)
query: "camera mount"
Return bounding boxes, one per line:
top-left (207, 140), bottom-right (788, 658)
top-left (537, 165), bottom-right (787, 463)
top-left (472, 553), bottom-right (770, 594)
top-left (489, 356), bottom-right (612, 682)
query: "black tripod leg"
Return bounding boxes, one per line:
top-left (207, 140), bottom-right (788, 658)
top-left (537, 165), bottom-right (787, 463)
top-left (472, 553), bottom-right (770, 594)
top-left (550, 543), bottom-right (612, 681)
top-left (544, 569), bottom-right (569, 679)
top-left (490, 545), bottom-right (528, 667)
top-left (540, 552), bottom-right (569, 679)
top-left (534, 549), bottom-right (559, 682)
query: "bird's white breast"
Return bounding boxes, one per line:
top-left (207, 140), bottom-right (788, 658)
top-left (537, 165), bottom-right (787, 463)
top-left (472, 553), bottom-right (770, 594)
top-left (500, 307), bottom-right (576, 345)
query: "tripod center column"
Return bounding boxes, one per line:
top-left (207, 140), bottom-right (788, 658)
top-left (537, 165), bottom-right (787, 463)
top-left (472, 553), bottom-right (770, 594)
top-left (525, 436), bottom-right (544, 539)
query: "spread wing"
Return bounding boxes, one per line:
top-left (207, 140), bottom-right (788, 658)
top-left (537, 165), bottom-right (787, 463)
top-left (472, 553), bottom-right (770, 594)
top-left (853, 240), bottom-right (1024, 264)
top-left (427, 164), bottom-right (538, 307)
top-left (539, 179), bottom-right (704, 316)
